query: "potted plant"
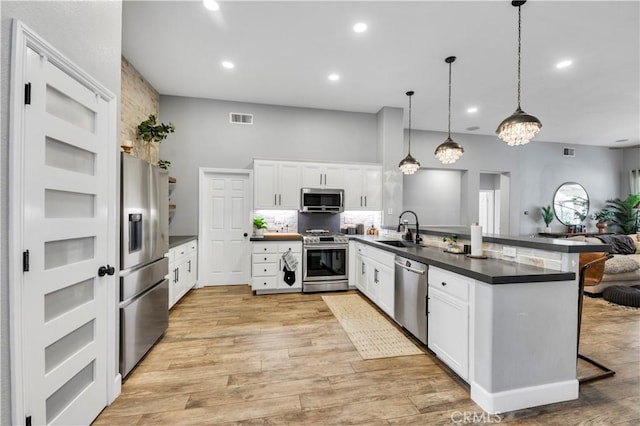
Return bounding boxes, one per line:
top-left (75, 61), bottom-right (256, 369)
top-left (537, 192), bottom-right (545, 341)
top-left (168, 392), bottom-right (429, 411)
top-left (136, 114), bottom-right (176, 164)
top-left (604, 194), bottom-right (640, 234)
top-left (541, 205), bottom-right (554, 232)
top-left (442, 234), bottom-right (461, 252)
top-left (591, 209), bottom-right (613, 234)
top-left (253, 216), bottom-right (268, 236)
top-left (157, 159), bottom-right (171, 170)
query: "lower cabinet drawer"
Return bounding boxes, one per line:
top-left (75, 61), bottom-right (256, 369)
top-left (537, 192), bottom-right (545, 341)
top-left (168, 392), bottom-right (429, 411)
top-left (428, 267), bottom-right (470, 302)
top-left (252, 276), bottom-right (278, 289)
top-left (253, 253), bottom-right (278, 263)
top-left (252, 263), bottom-right (277, 277)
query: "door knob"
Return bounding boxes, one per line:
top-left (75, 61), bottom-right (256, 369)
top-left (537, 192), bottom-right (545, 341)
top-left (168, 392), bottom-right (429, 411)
top-left (98, 265), bottom-right (115, 277)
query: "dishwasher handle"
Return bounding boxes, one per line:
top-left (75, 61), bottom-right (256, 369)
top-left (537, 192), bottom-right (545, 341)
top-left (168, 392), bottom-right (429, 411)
top-left (394, 260), bottom-right (426, 275)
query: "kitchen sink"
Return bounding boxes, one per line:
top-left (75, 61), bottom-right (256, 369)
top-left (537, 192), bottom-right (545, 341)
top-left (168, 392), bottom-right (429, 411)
top-left (378, 240), bottom-right (414, 248)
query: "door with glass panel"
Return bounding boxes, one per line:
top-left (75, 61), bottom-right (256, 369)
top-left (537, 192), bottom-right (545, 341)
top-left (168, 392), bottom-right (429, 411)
top-left (21, 45), bottom-right (110, 425)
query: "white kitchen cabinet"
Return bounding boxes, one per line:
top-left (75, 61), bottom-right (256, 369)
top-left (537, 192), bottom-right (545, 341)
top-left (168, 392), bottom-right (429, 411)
top-left (168, 239), bottom-right (198, 309)
top-left (427, 266), bottom-right (470, 380)
top-left (344, 165), bottom-right (382, 210)
top-left (254, 160), bottom-right (301, 209)
top-left (301, 163), bottom-right (344, 189)
top-left (354, 244), bottom-right (395, 318)
top-left (251, 241), bottom-right (302, 293)
top-left (353, 243), bottom-right (368, 294)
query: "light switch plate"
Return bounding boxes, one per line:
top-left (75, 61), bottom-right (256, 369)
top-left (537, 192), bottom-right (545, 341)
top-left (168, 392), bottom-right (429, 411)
top-left (503, 246), bottom-right (517, 257)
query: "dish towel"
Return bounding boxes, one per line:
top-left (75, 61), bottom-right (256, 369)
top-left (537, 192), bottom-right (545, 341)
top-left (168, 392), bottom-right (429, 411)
top-left (282, 249), bottom-right (297, 286)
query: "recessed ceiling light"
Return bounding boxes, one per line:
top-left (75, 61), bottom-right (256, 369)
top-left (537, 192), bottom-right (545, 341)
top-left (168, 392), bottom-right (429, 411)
top-left (353, 22), bottom-right (367, 33)
top-left (203, 0), bottom-right (220, 11)
top-left (556, 60), bottom-right (573, 69)
top-left (222, 61), bottom-right (234, 69)
top-left (467, 107), bottom-right (478, 114)
top-left (328, 74), bottom-right (340, 81)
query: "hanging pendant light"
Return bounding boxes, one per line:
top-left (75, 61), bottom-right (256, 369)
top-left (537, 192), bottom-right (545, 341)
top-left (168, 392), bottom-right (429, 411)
top-left (496, 0), bottom-right (542, 146)
top-left (435, 56), bottom-right (464, 164)
top-left (399, 90), bottom-right (421, 175)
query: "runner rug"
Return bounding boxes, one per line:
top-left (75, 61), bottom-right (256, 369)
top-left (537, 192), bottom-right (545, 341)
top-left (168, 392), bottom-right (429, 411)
top-left (321, 294), bottom-right (424, 360)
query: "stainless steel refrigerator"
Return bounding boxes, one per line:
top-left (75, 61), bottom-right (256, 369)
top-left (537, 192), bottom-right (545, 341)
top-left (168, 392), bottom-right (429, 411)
top-left (119, 152), bottom-right (169, 377)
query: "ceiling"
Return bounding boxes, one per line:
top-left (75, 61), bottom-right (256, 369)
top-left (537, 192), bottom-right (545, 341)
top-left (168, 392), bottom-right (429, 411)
top-left (122, 1), bottom-right (640, 148)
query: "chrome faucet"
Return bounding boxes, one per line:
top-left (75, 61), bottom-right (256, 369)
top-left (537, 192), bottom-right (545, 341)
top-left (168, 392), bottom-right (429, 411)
top-left (397, 210), bottom-right (421, 243)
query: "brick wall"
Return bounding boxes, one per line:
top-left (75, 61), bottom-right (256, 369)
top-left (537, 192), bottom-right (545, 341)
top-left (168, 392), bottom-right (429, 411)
top-left (120, 56), bottom-right (160, 162)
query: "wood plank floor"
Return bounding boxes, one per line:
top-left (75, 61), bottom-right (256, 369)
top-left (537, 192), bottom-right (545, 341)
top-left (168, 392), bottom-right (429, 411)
top-left (94, 286), bottom-right (640, 425)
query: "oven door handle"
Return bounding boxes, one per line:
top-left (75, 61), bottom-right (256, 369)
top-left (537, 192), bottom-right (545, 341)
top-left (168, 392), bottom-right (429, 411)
top-left (304, 244), bottom-right (349, 251)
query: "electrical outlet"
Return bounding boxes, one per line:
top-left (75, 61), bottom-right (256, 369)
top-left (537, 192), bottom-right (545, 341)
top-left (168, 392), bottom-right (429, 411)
top-left (503, 246), bottom-right (517, 257)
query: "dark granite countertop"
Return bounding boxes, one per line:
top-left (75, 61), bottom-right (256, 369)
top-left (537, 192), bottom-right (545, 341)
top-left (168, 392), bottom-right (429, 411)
top-left (169, 235), bottom-right (197, 248)
top-left (353, 235), bottom-right (576, 285)
top-left (381, 225), bottom-right (611, 253)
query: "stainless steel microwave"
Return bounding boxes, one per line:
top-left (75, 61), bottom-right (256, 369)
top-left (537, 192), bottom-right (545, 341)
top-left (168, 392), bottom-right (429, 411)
top-left (300, 188), bottom-right (344, 213)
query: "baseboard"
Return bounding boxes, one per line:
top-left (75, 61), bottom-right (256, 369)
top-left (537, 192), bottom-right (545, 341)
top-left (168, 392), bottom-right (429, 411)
top-left (109, 373), bottom-right (122, 404)
top-left (470, 379), bottom-right (579, 414)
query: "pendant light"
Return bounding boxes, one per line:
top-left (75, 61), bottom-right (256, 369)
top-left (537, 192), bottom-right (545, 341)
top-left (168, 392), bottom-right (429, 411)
top-left (435, 56), bottom-right (464, 164)
top-left (399, 91), bottom-right (421, 175)
top-left (496, 0), bottom-right (542, 146)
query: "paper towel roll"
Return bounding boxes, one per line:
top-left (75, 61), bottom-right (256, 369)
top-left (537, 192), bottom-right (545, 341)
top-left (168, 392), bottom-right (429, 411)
top-left (470, 223), bottom-right (483, 256)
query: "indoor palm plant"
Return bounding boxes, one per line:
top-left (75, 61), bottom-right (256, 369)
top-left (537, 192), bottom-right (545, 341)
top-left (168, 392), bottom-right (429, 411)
top-left (541, 205), bottom-right (554, 232)
top-left (604, 194), bottom-right (640, 234)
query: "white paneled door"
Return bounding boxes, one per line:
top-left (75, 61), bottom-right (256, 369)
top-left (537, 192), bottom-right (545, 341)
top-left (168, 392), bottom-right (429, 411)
top-left (199, 170), bottom-right (252, 285)
top-left (16, 42), bottom-right (114, 424)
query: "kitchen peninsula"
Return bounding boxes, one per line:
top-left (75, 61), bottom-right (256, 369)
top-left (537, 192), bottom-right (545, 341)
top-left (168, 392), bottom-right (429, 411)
top-left (350, 229), bottom-right (609, 414)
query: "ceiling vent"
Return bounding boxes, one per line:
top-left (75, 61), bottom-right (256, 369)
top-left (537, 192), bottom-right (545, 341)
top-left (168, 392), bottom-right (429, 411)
top-left (563, 147), bottom-right (575, 157)
top-left (229, 112), bottom-right (253, 125)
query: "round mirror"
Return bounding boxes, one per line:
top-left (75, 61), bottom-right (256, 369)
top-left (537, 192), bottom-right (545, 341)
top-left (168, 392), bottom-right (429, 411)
top-left (553, 182), bottom-right (589, 225)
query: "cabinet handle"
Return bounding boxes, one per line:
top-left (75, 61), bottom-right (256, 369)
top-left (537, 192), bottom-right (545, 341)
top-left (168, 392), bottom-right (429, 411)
top-left (360, 196), bottom-right (363, 207)
top-left (426, 296), bottom-right (429, 314)
top-left (441, 282), bottom-right (447, 286)
top-left (188, 260), bottom-right (191, 273)
top-left (264, 247), bottom-right (267, 251)
top-left (364, 196), bottom-right (367, 206)
top-left (324, 174), bottom-right (327, 185)
top-left (362, 262), bottom-right (365, 274)
top-left (279, 194), bottom-right (281, 205)
top-left (374, 269), bottom-right (379, 283)
top-left (274, 194), bottom-right (277, 206)
top-left (264, 257), bottom-right (267, 261)
top-left (320, 174), bottom-right (323, 185)
top-left (177, 267), bottom-right (179, 282)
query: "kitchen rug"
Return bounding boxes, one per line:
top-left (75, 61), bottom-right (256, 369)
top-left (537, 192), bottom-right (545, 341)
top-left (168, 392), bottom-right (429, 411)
top-left (321, 294), bottom-right (424, 360)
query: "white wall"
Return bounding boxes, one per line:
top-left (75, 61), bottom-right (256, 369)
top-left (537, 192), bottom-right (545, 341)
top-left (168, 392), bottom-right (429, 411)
top-left (159, 95), bottom-right (378, 235)
top-left (404, 129), bottom-right (625, 235)
top-left (621, 146), bottom-right (640, 195)
top-left (403, 169), bottom-right (462, 226)
top-left (0, 2), bottom-right (122, 423)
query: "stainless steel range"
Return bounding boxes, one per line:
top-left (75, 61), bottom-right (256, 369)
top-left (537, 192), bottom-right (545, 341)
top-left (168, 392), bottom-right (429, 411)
top-left (302, 230), bottom-right (349, 293)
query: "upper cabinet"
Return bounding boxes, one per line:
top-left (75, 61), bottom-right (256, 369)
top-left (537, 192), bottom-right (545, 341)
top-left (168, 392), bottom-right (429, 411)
top-left (301, 163), bottom-right (344, 189)
top-left (254, 160), bottom-right (301, 210)
top-left (343, 165), bottom-right (382, 210)
top-left (254, 160), bottom-right (382, 211)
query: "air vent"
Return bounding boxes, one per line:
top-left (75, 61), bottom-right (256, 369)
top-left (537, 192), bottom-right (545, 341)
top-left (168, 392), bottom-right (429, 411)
top-left (563, 147), bottom-right (575, 157)
top-left (229, 112), bottom-right (253, 125)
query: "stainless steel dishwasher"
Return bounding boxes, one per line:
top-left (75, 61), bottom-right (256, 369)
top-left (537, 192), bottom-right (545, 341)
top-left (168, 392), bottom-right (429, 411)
top-left (394, 255), bottom-right (428, 345)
